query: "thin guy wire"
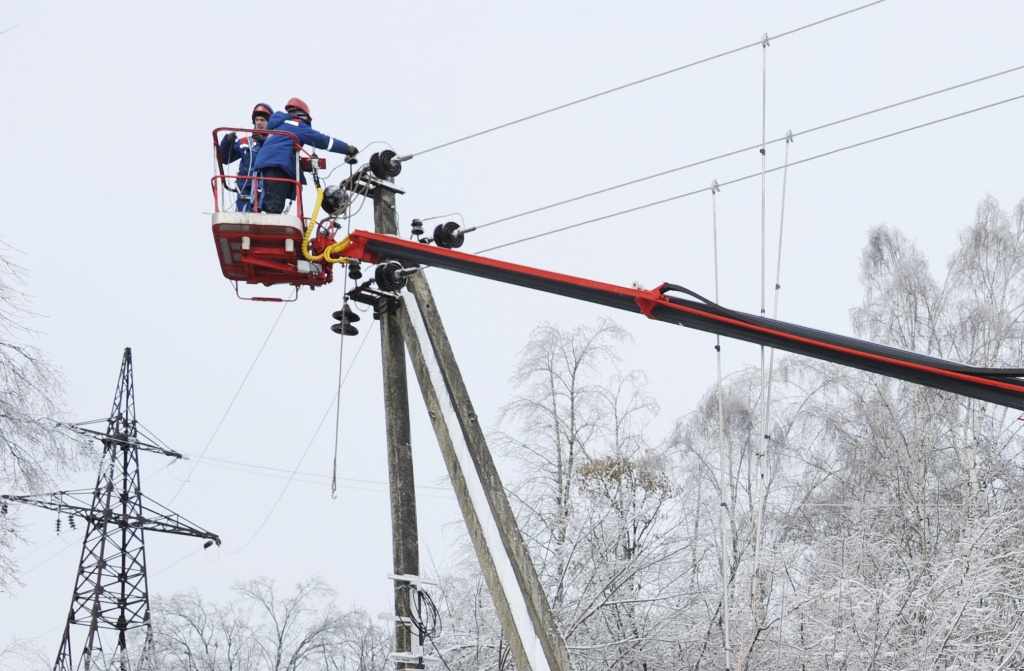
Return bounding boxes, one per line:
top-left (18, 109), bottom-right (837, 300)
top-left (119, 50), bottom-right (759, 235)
top-left (766, 136), bottom-right (793, 399)
top-left (410, 0), bottom-right (889, 158)
top-left (331, 284), bottom-right (349, 500)
top-left (474, 93), bottom-right (1024, 255)
top-left (332, 163), bottom-right (356, 499)
top-left (225, 321), bottom-right (377, 556)
top-left (711, 183), bottom-right (731, 667)
top-left (169, 302), bottom-right (288, 504)
top-left (465, 63), bottom-right (1024, 235)
top-left (751, 36), bottom-right (769, 656)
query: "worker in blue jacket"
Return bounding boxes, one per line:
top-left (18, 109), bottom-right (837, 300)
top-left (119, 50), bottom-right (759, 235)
top-left (253, 97), bottom-right (358, 214)
top-left (219, 103), bottom-right (273, 212)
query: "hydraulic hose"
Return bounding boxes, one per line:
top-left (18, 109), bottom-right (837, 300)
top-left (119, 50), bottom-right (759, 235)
top-left (302, 187), bottom-right (326, 261)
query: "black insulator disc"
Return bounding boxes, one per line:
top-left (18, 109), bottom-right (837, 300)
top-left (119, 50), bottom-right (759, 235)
top-left (379, 150), bottom-right (401, 177)
top-left (330, 322), bottom-right (359, 336)
top-left (370, 150), bottom-right (402, 179)
top-left (375, 261), bottom-right (408, 292)
top-left (434, 221), bottom-right (465, 249)
top-left (332, 305), bottom-right (361, 323)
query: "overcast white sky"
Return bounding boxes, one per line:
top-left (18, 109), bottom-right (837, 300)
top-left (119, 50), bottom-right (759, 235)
top-left (2, 0), bottom-right (1023, 658)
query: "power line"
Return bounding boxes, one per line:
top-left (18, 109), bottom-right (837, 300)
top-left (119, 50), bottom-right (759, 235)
top-left (168, 302), bottom-right (288, 503)
top-left (225, 321), bottom-right (378, 556)
top-left (466, 63), bottom-right (1024, 234)
top-left (177, 451), bottom-right (454, 494)
top-left (410, 0), bottom-right (890, 158)
top-left (475, 92), bottom-right (1024, 254)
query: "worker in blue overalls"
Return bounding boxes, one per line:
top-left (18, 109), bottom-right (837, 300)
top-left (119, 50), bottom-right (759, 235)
top-left (253, 97), bottom-right (358, 214)
top-left (219, 103), bottom-right (273, 212)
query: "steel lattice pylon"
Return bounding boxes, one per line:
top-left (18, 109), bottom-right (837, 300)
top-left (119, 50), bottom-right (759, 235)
top-left (2, 348), bottom-right (220, 671)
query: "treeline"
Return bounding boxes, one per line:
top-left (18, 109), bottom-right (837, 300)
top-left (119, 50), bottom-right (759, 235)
top-left (428, 196), bottom-right (1024, 670)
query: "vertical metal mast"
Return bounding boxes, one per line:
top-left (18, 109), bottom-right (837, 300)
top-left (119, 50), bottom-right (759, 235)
top-left (54, 348), bottom-right (150, 671)
top-left (0, 349), bottom-right (225, 671)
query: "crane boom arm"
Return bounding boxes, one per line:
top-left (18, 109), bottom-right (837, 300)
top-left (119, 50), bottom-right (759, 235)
top-left (340, 230), bottom-right (1024, 411)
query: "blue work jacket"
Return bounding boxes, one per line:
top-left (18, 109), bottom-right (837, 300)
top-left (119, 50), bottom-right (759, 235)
top-left (219, 134), bottom-right (264, 196)
top-left (253, 112), bottom-right (351, 176)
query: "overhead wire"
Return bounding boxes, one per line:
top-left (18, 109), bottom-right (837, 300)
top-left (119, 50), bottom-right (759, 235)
top-left (331, 163), bottom-right (356, 499)
top-left (17, 530), bottom-right (83, 578)
top-left (473, 92), bottom-right (1024, 255)
top-left (464, 63), bottom-right (1024, 235)
top-left (409, 0), bottom-right (890, 158)
top-left (224, 320), bottom-right (378, 556)
top-left (174, 451), bottom-right (453, 494)
top-left (168, 302), bottom-right (289, 504)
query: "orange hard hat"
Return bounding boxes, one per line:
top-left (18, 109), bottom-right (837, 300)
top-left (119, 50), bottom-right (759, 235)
top-left (285, 97), bottom-right (311, 121)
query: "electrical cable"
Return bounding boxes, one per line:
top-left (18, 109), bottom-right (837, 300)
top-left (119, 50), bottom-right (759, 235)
top-left (18, 529), bottom-right (83, 577)
top-left (169, 454), bottom-right (454, 497)
top-left (151, 546), bottom-right (205, 577)
top-left (224, 320), bottom-right (377, 556)
top-left (409, 0), bottom-right (890, 158)
top-left (473, 92), bottom-right (1024, 254)
top-left (464, 63), bottom-right (1024, 235)
top-left (168, 302), bottom-right (289, 504)
top-left (397, 584), bottom-right (454, 671)
top-left (331, 162), bottom-right (356, 499)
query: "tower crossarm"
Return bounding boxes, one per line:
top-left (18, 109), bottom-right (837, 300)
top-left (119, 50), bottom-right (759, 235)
top-left (137, 495), bottom-right (222, 545)
top-left (1, 490), bottom-right (95, 515)
top-left (61, 423), bottom-right (185, 459)
top-left (1, 491), bottom-right (221, 545)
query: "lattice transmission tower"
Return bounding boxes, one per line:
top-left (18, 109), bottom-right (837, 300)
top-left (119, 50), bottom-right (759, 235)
top-left (1, 348), bottom-right (221, 671)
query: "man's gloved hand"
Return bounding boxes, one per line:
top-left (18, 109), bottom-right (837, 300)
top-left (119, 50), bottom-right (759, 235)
top-left (224, 132), bottom-right (237, 145)
top-left (346, 144), bottom-right (359, 157)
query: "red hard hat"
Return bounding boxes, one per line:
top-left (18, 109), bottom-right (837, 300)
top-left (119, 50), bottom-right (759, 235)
top-left (285, 97), bottom-right (312, 121)
top-left (252, 103), bottom-right (273, 122)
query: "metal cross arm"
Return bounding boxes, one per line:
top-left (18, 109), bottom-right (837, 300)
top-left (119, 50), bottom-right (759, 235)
top-left (1, 491), bottom-right (222, 545)
top-left (61, 423), bottom-right (185, 459)
top-left (339, 229), bottom-right (1024, 411)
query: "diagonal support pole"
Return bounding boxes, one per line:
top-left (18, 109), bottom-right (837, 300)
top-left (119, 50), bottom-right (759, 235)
top-left (395, 274), bottom-right (573, 671)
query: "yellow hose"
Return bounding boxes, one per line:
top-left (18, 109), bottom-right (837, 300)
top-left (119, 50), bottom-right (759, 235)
top-left (322, 236), bottom-right (353, 264)
top-left (299, 192), bottom-right (356, 266)
top-left (301, 187), bottom-right (325, 261)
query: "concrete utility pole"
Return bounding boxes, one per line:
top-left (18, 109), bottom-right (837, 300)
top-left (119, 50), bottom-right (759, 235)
top-left (396, 274), bottom-right (573, 671)
top-left (371, 183), bottom-right (419, 667)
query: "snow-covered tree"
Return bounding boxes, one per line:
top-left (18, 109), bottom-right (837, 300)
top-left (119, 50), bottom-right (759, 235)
top-left (437, 196), bottom-right (1024, 670)
top-left (0, 244), bottom-right (84, 586)
top-left (151, 577), bottom-right (390, 671)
